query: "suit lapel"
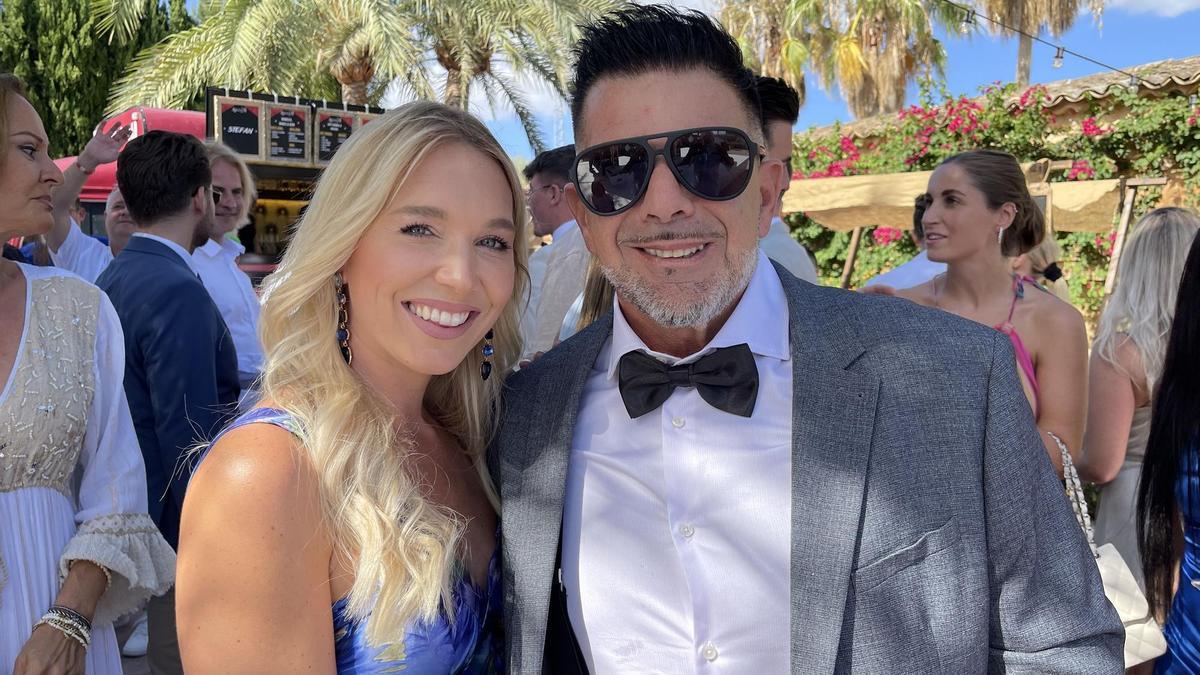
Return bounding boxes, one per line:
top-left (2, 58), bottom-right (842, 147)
top-left (503, 313), bottom-right (612, 673)
top-left (776, 266), bottom-right (880, 673)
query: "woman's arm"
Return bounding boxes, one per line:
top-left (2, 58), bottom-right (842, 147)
top-left (1078, 338), bottom-right (1144, 484)
top-left (177, 422), bottom-right (337, 674)
top-left (1031, 302), bottom-right (1089, 476)
top-left (12, 563), bottom-right (107, 675)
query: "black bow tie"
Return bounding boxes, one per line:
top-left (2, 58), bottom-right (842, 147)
top-left (617, 343), bottom-right (759, 419)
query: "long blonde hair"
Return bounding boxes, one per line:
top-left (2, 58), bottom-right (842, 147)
top-left (1095, 207), bottom-right (1200, 393)
top-left (1025, 236), bottom-right (1071, 302)
top-left (256, 101), bottom-right (527, 643)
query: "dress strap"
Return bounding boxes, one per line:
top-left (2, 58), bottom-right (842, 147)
top-left (196, 407), bottom-right (300, 467)
top-left (996, 275), bottom-right (1041, 416)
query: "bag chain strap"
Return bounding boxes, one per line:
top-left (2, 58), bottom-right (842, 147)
top-left (1048, 430), bottom-right (1099, 558)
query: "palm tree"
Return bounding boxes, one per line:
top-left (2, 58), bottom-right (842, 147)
top-left (975, 0), bottom-right (1104, 87)
top-left (720, 0), bottom-right (825, 107)
top-left (721, 0), bottom-right (955, 119)
top-left (94, 0), bottom-right (623, 152)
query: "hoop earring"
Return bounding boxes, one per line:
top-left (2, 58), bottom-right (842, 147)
top-left (997, 227), bottom-right (1006, 246)
top-left (334, 272), bottom-right (352, 365)
top-left (480, 330), bottom-right (494, 381)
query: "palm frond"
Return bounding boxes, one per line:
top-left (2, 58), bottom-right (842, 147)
top-left (92, 0), bottom-right (156, 42)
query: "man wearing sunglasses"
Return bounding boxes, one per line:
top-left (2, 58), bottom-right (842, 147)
top-left (488, 5), bottom-right (1121, 674)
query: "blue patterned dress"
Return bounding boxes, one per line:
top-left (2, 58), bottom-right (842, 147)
top-left (1156, 441), bottom-right (1200, 674)
top-left (207, 407), bottom-right (503, 674)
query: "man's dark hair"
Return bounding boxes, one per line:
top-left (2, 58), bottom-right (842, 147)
top-left (757, 76), bottom-right (800, 136)
top-left (116, 130), bottom-right (211, 225)
top-left (570, 4), bottom-right (760, 135)
top-left (913, 192), bottom-right (931, 241)
top-left (523, 144), bottom-right (575, 185)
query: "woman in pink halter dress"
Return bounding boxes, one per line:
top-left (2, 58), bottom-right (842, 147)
top-left (887, 150), bottom-right (1089, 475)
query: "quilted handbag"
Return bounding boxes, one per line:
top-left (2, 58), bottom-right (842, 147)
top-left (1052, 432), bottom-right (1168, 668)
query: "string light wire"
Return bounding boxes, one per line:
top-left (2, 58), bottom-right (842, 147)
top-left (935, 0), bottom-right (1142, 86)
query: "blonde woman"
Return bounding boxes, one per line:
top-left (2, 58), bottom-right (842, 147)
top-left (1078, 207), bottom-right (1200, 585)
top-left (1011, 235), bottom-right (1071, 302)
top-left (176, 101), bottom-right (527, 673)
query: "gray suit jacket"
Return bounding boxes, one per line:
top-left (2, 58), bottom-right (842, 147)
top-left (489, 263), bottom-right (1123, 674)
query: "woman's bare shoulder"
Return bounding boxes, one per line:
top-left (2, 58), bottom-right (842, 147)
top-left (186, 414), bottom-right (323, 533)
top-left (895, 279), bottom-right (937, 306)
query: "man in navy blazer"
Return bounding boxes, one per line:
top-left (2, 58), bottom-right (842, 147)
top-left (97, 130), bottom-right (239, 674)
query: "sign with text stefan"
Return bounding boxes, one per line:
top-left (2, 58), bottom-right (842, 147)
top-left (316, 111), bottom-right (354, 164)
top-left (267, 104), bottom-right (309, 163)
top-left (214, 97), bottom-right (263, 160)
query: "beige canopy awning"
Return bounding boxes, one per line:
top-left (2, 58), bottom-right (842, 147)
top-left (782, 172), bottom-right (1122, 233)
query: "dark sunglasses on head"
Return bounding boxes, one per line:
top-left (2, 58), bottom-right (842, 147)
top-left (572, 126), bottom-right (765, 216)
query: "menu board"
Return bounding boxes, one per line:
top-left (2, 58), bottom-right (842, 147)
top-left (268, 105), bottom-right (309, 162)
top-left (317, 111), bottom-right (354, 163)
top-left (356, 112), bottom-right (381, 129)
top-left (217, 99), bottom-right (263, 158)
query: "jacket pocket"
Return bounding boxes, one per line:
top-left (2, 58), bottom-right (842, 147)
top-left (853, 516), bottom-right (961, 593)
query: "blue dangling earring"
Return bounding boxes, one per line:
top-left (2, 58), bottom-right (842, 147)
top-left (334, 272), bottom-right (352, 365)
top-left (480, 330), bottom-right (494, 380)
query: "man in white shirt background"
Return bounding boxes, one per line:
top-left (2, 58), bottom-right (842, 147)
top-left (47, 121), bottom-right (135, 283)
top-left (862, 192), bottom-right (946, 289)
top-left (195, 141), bottom-right (265, 394)
top-left (46, 120), bottom-right (265, 395)
top-left (758, 75), bottom-right (819, 284)
top-left (521, 144), bottom-right (588, 356)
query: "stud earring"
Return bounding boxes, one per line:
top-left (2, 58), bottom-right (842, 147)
top-left (480, 330), bottom-right (494, 381)
top-left (335, 273), bottom-right (352, 365)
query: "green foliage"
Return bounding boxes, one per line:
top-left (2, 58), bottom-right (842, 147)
top-left (786, 83), bottom-right (1200, 322)
top-left (93, 0), bottom-right (623, 153)
top-left (0, 0), bottom-right (187, 156)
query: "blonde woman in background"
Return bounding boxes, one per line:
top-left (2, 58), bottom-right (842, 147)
top-left (1012, 235), bottom-right (1072, 303)
top-left (175, 101), bottom-right (527, 673)
top-left (1078, 207), bottom-right (1200, 585)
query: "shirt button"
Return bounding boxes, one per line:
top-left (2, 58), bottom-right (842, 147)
top-left (701, 642), bottom-right (719, 662)
top-left (671, 416), bottom-right (686, 429)
top-left (680, 523), bottom-right (695, 538)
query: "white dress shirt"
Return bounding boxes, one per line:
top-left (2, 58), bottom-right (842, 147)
top-left (192, 236), bottom-right (264, 382)
top-left (519, 240), bottom-right (552, 348)
top-left (761, 217), bottom-right (818, 283)
top-left (48, 219), bottom-right (113, 284)
top-left (526, 220), bottom-right (587, 357)
top-left (131, 232), bottom-right (198, 274)
top-left (863, 249), bottom-right (946, 289)
top-left (562, 251), bottom-right (793, 674)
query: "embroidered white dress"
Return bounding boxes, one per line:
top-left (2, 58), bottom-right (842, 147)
top-left (1, 264), bottom-right (175, 673)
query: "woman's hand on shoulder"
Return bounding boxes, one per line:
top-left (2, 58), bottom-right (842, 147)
top-left (177, 421), bottom-right (336, 674)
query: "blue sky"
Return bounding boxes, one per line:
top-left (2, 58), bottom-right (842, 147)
top-left (475, 0), bottom-right (1200, 162)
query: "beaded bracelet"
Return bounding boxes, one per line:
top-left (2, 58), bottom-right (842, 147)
top-left (33, 615), bottom-right (90, 650)
top-left (48, 604), bottom-right (92, 632)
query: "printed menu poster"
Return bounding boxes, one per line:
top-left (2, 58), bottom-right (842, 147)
top-left (317, 112), bottom-right (354, 163)
top-left (268, 105), bottom-right (308, 162)
top-left (219, 102), bottom-right (261, 157)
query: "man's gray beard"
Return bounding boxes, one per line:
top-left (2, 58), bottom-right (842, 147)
top-left (600, 248), bottom-right (758, 329)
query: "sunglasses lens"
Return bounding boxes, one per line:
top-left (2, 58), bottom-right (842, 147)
top-left (575, 142), bottom-right (650, 214)
top-left (670, 130), bottom-right (755, 200)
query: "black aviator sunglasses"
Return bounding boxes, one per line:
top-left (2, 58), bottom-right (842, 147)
top-left (571, 126), bottom-right (765, 216)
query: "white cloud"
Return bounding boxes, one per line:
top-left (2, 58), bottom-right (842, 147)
top-left (1108, 0), bottom-right (1200, 16)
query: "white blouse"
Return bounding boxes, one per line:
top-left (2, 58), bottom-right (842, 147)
top-left (1, 264), bottom-right (174, 674)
